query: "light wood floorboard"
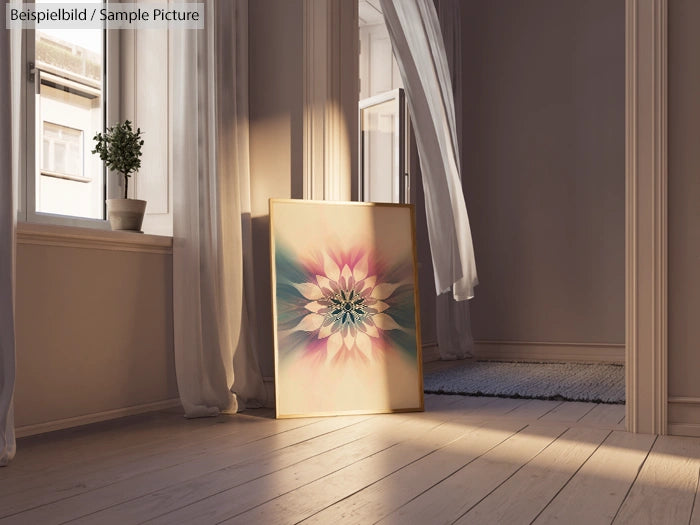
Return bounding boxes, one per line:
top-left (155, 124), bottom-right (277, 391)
top-left (537, 400), bottom-right (598, 423)
top-left (577, 403), bottom-right (626, 429)
top-left (533, 431), bottom-right (657, 524)
top-left (453, 425), bottom-right (612, 524)
top-left (612, 435), bottom-right (700, 524)
top-left (0, 415), bottom-right (366, 522)
top-left (2, 394), bottom-right (696, 525)
top-left (503, 399), bottom-right (563, 420)
top-left (147, 397), bottom-right (500, 525)
top-left (293, 419), bottom-right (525, 524)
top-left (72, 406), bottom-right (465, 525)
top-left (689, 465), bottom-right (700, 525)
top-left (377, 423), bottom-right (569, 525)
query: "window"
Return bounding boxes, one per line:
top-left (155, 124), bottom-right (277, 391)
top-left (358, 1), bottom-right (410, 205)
top-left (41, 122), bottom-right (84, 179)
top-left (359, 89), bottom-right (407, 204)
top-left (22, 0), bottom-right (114, 227)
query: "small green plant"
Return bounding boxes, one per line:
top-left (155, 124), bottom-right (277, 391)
top-left (92, 120), bottom-right (144, 199)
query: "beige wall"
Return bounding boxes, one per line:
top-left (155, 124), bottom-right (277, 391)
top-left (250, 0), bottom-right (628, 367)
top-left (668, 0), bottom-right (700, 433)
top-left (249, 0), bottom-right (304, 378)
top-left (14, 231), bottom-right (176, 435)
top-left (460, 0), bottom-right (625, 359)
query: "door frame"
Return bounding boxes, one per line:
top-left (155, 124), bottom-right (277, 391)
top-left (625, 0), bottom-right (668, 435)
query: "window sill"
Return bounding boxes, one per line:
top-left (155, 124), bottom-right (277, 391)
top-left (16, 222), bottom-right (173, 255)
top-left (40, 170), bottom-right (92, 183)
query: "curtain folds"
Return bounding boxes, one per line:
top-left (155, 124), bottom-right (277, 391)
top-left (434, 0), bottom-right (473, 359)
top-left (0, 3), bottom-right (19, 466)
top-left (380, 0), bottom-right (478, 302)
top-left (171, 0), bottom-right (267, 417)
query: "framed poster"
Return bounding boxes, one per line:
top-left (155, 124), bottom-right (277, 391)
top-left (270, 199), bottom-right (424, 418)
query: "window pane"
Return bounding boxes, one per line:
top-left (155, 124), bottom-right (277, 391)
top-left (35, 0), bottom-right (104, 220)
top-left (360, 97), bottom-right (401, 203)
top-left (41, 122), bottom-right (83, 178)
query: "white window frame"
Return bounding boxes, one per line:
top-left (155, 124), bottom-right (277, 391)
top-left (358, 88), bottom-right (408, 204)
top-left (19, 6), bottom-right (121, 229)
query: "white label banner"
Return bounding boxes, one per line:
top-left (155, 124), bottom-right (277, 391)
top-left (6, 3), bottom-right (205, 29)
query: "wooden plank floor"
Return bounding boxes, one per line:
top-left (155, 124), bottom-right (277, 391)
top-left (1, 395), bottom-right (698, 524)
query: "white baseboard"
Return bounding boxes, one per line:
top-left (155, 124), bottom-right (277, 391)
top-left (668, 423), bottom-right (700, 438)
top-left (422, 342), bottom-right (440, 363)
top-left (15, 398), bottom-right (182, 439)
top-left (668, 397), bottom-right (700, 437)
top-left (473, 340), bottom-right (625, 364)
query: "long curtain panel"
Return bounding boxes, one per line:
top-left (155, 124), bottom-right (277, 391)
top-left (171, 0), bottom-right (266, 417)
top-left (380, 0), bottom-right (478, 302)
top-left (0, 2), bottom-right (19, 466)
top-left (434, 0), bottom-right (473, 359)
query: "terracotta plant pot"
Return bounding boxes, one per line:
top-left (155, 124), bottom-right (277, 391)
top-left (106, 198), bottom-right (147, 232)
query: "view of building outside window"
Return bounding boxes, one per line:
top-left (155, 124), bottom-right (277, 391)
top-left (34, 0), bottom-right (104, 219)
top-left (42, 122), bottom-right (83, 178)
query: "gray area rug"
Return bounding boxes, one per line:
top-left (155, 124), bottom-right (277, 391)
top-left (424, 361), bottom-right (625, 404)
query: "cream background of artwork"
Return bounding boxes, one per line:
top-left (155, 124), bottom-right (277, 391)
top-left (272, 200), bottom-right (413, 266)
top-left (270, 200), bottom-right (423, 418)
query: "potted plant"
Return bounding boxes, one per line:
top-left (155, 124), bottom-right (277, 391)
top-left (92, 120), bottom-right (146, 232)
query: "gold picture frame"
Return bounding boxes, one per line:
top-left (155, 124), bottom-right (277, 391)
top-left (270, 199), bottom-right (424, 418)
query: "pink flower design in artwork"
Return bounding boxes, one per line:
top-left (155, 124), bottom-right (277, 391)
top-left (289, 251), bottom-right (405, 363)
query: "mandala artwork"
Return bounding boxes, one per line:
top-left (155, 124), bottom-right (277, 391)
top-left (271, 200), bottom-right (423, 417)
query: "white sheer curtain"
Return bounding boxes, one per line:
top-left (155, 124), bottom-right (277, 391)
top-left (434, 0), bottom-right (474, 359)
top-left (380, 0), bottom-right (478, 302)
top-left (171, 0), bottom-right (267, 417)
top-left (0, 2), bottom-right (20, 466)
